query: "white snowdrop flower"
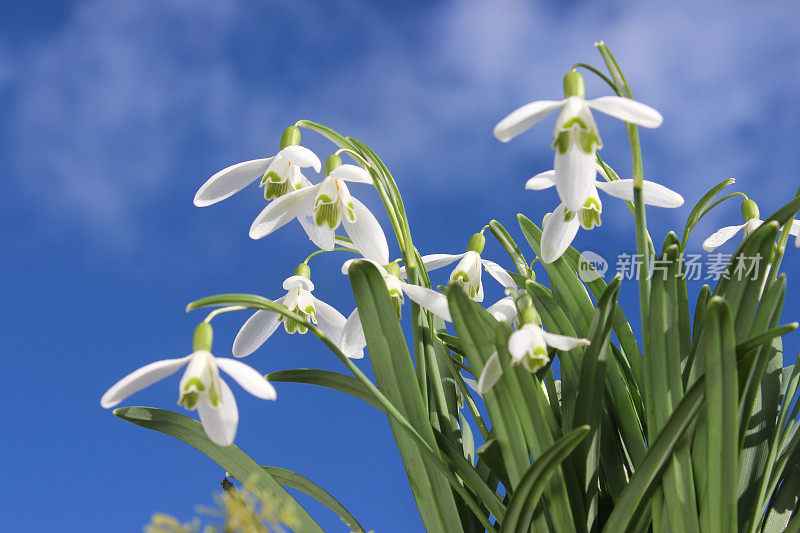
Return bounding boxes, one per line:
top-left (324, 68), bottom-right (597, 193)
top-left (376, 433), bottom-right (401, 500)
top-left (249, 155), bottom-right (389, 265)
top-left (533, 165), bottom-right (684, 263)
top-left (194, 126), bottom-right (321, 207)
top-left (410, 233), bottom-right (516, 302)
top-left (101, 323), bottom-right (276, 447)
top-left (233, 264), bottom-right (360, 359)
top-left (494, 70), bottom-right (663, 212)
top-left (702, 199), bottom-right (800, 251)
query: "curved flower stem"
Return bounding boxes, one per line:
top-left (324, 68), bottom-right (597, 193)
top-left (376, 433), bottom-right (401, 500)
top-left (595, 41), bottom-right (653, 324)
top-left (203, 305), bottom-right (247, 323)
top-left (191, 295), bottom-right (501, 530)
top-left (572, 62), bottom-right (620, 96)
top-left (302, 247), bottom-right (360, 265)
top-left (597, 154), bottom-right (656, 255)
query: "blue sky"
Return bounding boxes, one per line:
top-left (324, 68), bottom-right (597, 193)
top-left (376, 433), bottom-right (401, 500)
top-left (3, 0), bottom-right (800, 530)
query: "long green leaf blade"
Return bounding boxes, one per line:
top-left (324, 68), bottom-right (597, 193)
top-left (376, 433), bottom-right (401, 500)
top-left (114, 407), bottom-right (323, 533)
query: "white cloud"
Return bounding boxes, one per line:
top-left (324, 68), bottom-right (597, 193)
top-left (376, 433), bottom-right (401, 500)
top-left (4, 0), bottom-right (798, 249)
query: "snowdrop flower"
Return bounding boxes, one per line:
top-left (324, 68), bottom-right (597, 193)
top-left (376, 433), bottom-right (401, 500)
top-left (533, 165), bottom-right (684, 263)
top-left (233, 264), bottom-right (362, 359)
top-left (412, 233), bottom-right (516, 302)
top-left (702, 199), bottom-right (800, 251)
top-left (249, 155), bottom-right (389, 265)
top-left (494, 70), bottom-right (663, 212)
top-left (194, 126), bottom-right (321, 207)
top-left (339, 259), bottom-right (456, 355)
top-left (101, 323), bottom-right (276, 447)
top-left (472, 306), bottom-right (589, 395)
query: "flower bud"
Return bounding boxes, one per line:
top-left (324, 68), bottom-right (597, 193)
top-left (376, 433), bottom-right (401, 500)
top-left (278, 126), bottom-right (301, 150)
top-left (324, 154), bottom-right (343, 177)
top-left (467, 233), bottom-right (486, 254)
top-left (193, 322), bottom-right (213, 352)
top-left (294, 263), bottom-right (311, 279)
top-left (563, 70), bottom-right (585, 99)
top-left (741, 199), bottom-right (760, 222)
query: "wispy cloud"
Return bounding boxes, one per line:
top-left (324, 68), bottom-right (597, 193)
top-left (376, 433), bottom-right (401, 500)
top-left (3, 0), bottom-right (798, 251)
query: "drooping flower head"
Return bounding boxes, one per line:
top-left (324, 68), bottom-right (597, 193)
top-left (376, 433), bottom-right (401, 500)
top-left (101, 323), bottom-right (277, 446)
top-left (530, 165), bottom-right (684, 263)
top-left (249, 155), bottom-right (389, 265)
top-left (194, 126), bottom-right (321, 207)
top-left (702, 198), bottom-right (800, 251)
top-left (412, 233), bottom-right (516, 302)
top-left (494, 70), bottom-right (663, 212)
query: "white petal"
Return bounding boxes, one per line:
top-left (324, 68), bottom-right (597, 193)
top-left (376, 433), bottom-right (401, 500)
top-left (540, 204), bottom-right (581, 263)
top-left (462, 376), bottom-right (479, 394)
top-left (477, 351), bottom-right (503, 395)
top-left (400, 281), bottom-right (452, 322)
top-left (493, 100), bottom-right (566, 142)
top-left (232, 304), bottom-right (284, 359)
top-left (407, 253), bottom-right (467, 277)
top-left (587, 96), bottom-right (663, 128)
top-left (216, 357), bottom-right (277, 400)
top-left (481, 259), bottom-right (516, 290)
top-left (329, 164), bottom-right (373, 184)
top-left (508, 328), bottom-right (536, 364)
top-left (342, 197), bottom-right (390, 265)
top-left (278, 145), bottom-right (321, 172)
top-left (197, 377), bottom-right (238, 446)
top-left (298, 205), bottom-right (336, 251)
top-left (282, 276), bottom-right (314, 291)
top-left (194, 158), bottom-right (273, 207)
top-left (525, 170), bottom-right (557, 190)
top-left (541, 330), bottom-right (590, 351)
top-left (487, 296), bottom-right (517, 323)
top-left (789, 219), bottom-right (800, 237)
top-left (702, 224), bottom-right (746, 252)
top-left (554, 147), bottom-right (597, 212)
top-left (100, 355), bottom-right (192, 408)
top-left (341, 309), bottom-right (367, 359)
top-left (312, 297), bottom-right (348, 349)
top-left (249, 185), bottom-right (320, 239)
top-left (341, 258), bottom-right (383, 275)
top-left (595, 179), bottom-right (684, 208)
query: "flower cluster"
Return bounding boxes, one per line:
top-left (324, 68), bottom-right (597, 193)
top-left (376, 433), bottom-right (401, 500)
top-left (494, 69), bottom-right (684, 262)
top-left (102, 72), bottom-right (797, 451)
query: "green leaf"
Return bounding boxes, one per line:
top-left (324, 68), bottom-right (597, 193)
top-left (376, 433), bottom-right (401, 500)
top-left (648, 242), bottom-right (698, 533)
top-left (488, 219), bottom-right (530, 277)
top-left (680, 177), bottom-right (736, 248)
top-left (113, 407), bottom-right (323, 533)
top-left (261, 466), bottom-right (366, 532)
top-left (347, 260), bottom-right (464, 533)
top-left (602, 376), bottom-right (705, 532)
top-left (501, 426), bottom-right (591, 533)
top-left (701, 297), bottom-right (738, 532)
top-left (265, 369), bottom-right (386, 413)
top-left (572, 276), bottom-right (621, 532)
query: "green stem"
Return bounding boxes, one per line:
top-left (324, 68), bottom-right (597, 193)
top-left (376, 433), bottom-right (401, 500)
top-left (595, 41), bottom-right (652, 344)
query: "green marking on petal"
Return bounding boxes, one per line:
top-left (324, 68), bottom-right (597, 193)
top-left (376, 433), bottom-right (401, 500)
top-left (552, 131), bottom-right (570, 154)
top-left (563, 209), bottom-right (576, 222)
top-left (561, 117), bottom-right (589, 130)
top-left (345, 201), bottom-right (357, 223)
top-left (264, 174), bottom-right (291, 199)
top-left (179, 391), bottom-right (199, 410)
top-left (579, 129), bottom-right (601, 154)
top-left (314, 195), bottom-right (341, 229)
top-left (183, 377), bottom-right (206, 392)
